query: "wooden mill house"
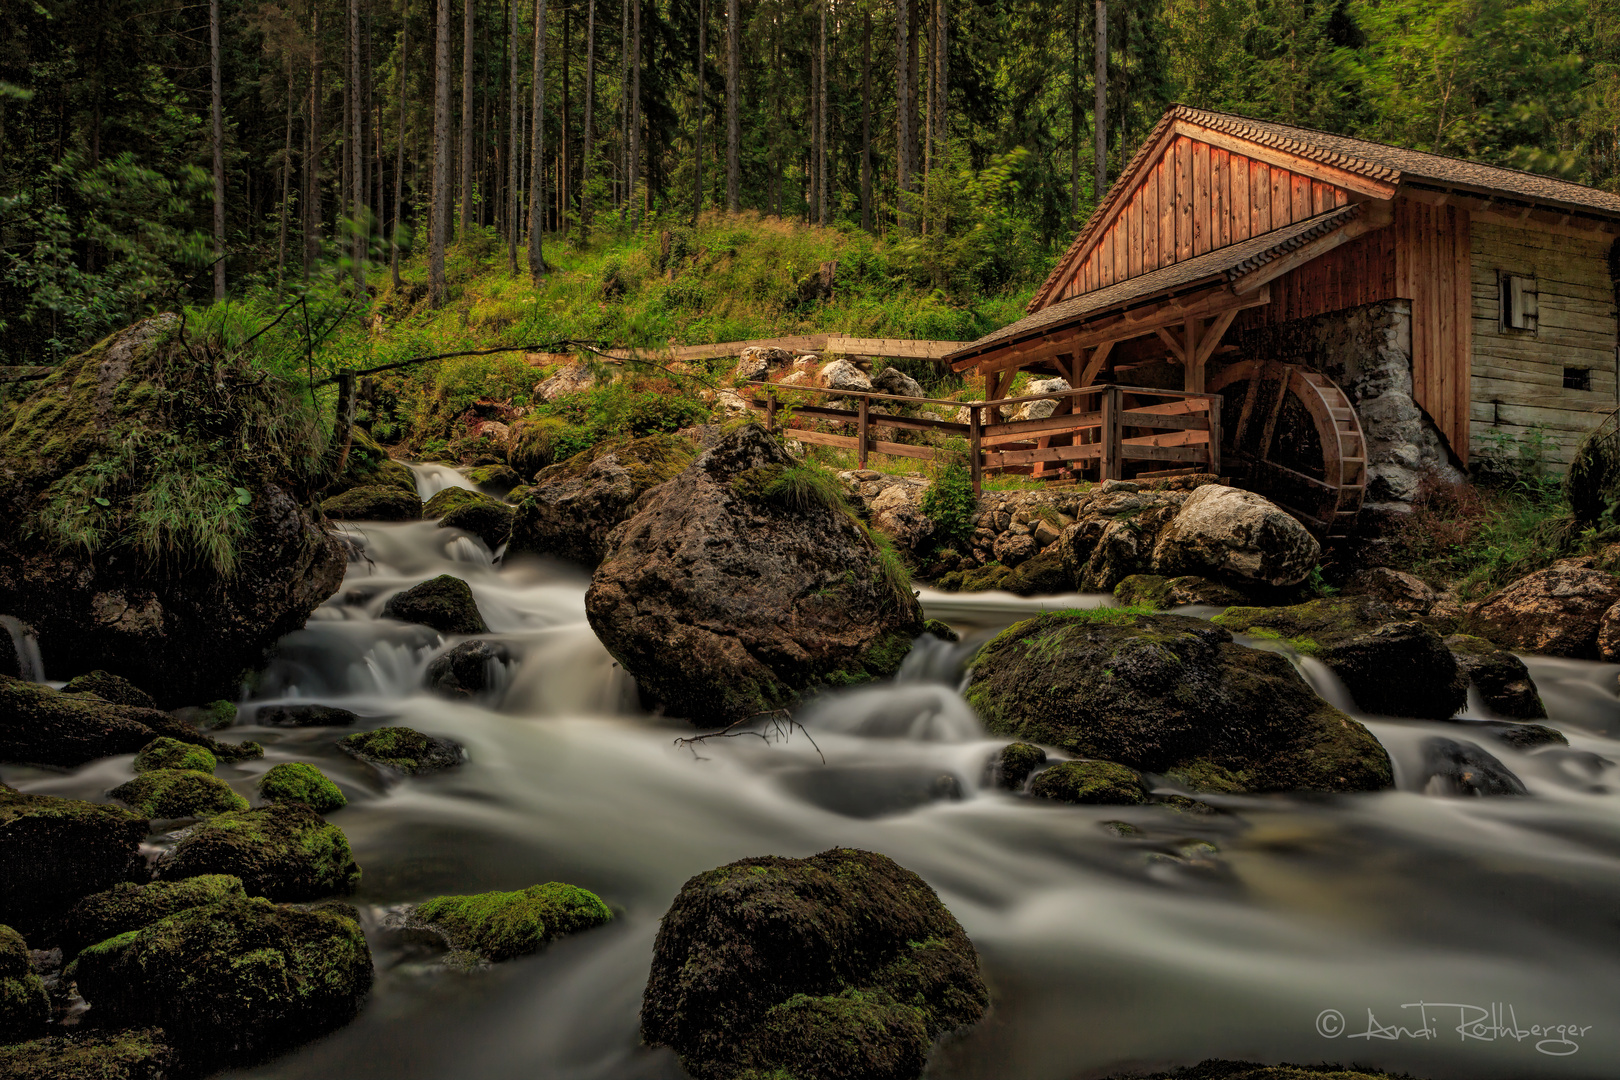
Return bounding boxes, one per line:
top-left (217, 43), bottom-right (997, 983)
top-left (940, 105), bottom-right (1620, 536)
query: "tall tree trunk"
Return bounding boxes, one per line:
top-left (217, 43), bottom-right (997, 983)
top-left (278, 66), bottom-right (294, 285)
top-left (693, 0), bottom-right (704, 224)
top-left (561, 5), bottom-right (570, 233)
top-left (620, 0), bottom-right (628, 215)
top-left (630, 0), bottom-right (640, 226)
top-left (530, 0), bottom-right (547, 279)
top-left (432, 0), bottom-right (452, 304)
top-left (350, 0), bottom-right (364, 290)
top-left (934, 0), bottom-right (946, 164)
top-left (461, 0), bottom-right (474, 237)
top-left (809, 17), bottom-right (818, 223)
top-left (818, 0), bottom-right (828, 225)
top-left (1093, 0), bottom-right (1106, 194)
top-left (907, 0), bottom-right (919, 195)
top-left (210, 0), bottom-right (224, 300)
top-left (392, 0), bottom-right (408, 289)
top-left (306, 5), bottom-right (323, 279)
top-left (895, 0), bottom-right (910, 227)
top-left (860, 7), bottom-right (871, 232)
top-left (580, 0), bottom-right (594, 239)
top-left (725, 0), bottom-right (738, 212)
top-left (1070, 0), bottom-right (1079, 218)
top-left (508, 0), bottom-right (519, 272)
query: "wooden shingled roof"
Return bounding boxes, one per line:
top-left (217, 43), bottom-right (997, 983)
top-left (1027, 104), bottom-right (1620, 315)
top-left (948, 204), bottom-right (1363, 367)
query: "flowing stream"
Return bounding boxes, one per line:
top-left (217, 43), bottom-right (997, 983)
top-left (8, 503), bottom-right (1620, 1079)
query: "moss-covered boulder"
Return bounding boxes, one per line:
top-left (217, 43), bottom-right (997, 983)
top-left (57, 875), bottom-right (246, 958)
top-left (1215, 596), bottom-right (1466, 720)
top-left (258, 762), bottom-right (346, 813)
top-left (1, 675), bottom-right (261, 768)
top-left (0, 787), bottom-right (147, 933)
top-left (932, 563), bottom-right (1013, 593)
top-left (0, 317), bottom-right (347, 707)
top-left (586, 427), bottom-right (924, 725)
top-left (422, 485), bottom-right (493, 519)
top-left (1471, 564), bottom-right (1620, 658)
top-left (425, 639), bottom-right (511, 700)
top-left (379, 574), bottom-right (488, 635)
top-left (326, 426), bottom-right (418, 497)
top-left (169, 699), bottom-right (237, 730)
top-left (1029, 760), bottom-right (1148, 805)
top-left (991, 743), bottom-right (1047, 790)
top-left (109, 769), bottom-right (247, 819)
top-left (1444, 634), bottom-right (1547, 719)
top-left (1115, 574), bottom-right (1253, 610)
top-left (60, 670), bottom-right (157, 710)
top-left (1000, 548), bottom-right (1072, 595)
top-left (254, 702), bottom-right (359, 727)
top-left (641, 848), bottom-right (988, 1080)
top-left (508, 433), bottom-right (697, 567)
top-left (132, 736), bottom-right (216, 774)
top-left (0, 1028), bottom-right (176, 1079)
top-left (965, 611), bottom-right (1392, 795)
top-left (321, 483), bottom-right (423, 522)
top-left (413, 882), bottom-right (611, 963)
top-left (424, 487), bottom-right (515, 548)
top-left (467, 463), bottom-right (521, 491)
top-left (158, 803), bottom-right (360, 901)
top-left (71, 896), bottom-right (372, 1063)
top-left (339, 726), bottom-right (465, 775)
top-left (0, 923), bottom-right (49, 1040)
top-left (506, 416), bottom-right (580, 478)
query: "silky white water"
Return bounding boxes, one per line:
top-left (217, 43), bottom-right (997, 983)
top-left (8, 517), bottom-right (1620, 1080)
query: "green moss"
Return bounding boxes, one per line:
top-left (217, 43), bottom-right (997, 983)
top-left (422, 485), bottom-right (499, 520)
top-left (0, 1027), bottom-right (177, 1079)
top-left (257, 762), bottom-right (347, 813)
top-left (743, 990), bottom-right (929, 1080)
top-left (508, 416), bottom-right (581, 477)
top-left (196, 700), bottom-right (238, 730)
top-left (1028, 760), bottom-right (1148, 805)
top-left (132, 736), bottom-right (216, 774)
top-left (339, 725), bottom-right (464, 774)
top-left (0, 922), bottom-right (49, 1040)
top-left (58, 876), bottom-right (246, 958)
top-left (933, 563), bottom-right (1012, 593)
top-left (109, 769), bottom-right (248, 818)
top-left (467, 463), bottom-right (520, 488)
top-left (821, 628), bottom-right (916, 688)
top-left (159, 803), bottom-right (360, 901)
top-left (321, 484), bottom-right (423, 521)
top-left (60, 670), bottom-right (157, 709)
top-left (994, 742), bottom-right (1047, 790)
top-left (922, 619), bottom-right (958, 643)
top-left (416, 882), bottom-right (612, 962)
top-left (534, 432), bottom-right (696, 490)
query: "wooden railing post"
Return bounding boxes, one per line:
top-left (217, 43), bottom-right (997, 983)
top-left (969, 404), bottom-right (983, 493)
top-left (1206, 394), bottom-right (1222, 475)
top-left (765, 389), bottom-right (778, 434)
top-left (1101, 386), bottom-right (1122, 481)
top-left (857, 394), bottom-right (870, 468)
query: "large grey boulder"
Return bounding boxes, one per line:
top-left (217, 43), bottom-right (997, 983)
top-left (586, 426), bottom-right (923, 724)
top-left (1472, 564), bottom-right (1620, 658)
top-left (817, 358), bottom-right (872, 392)
top-left (1150, 484), bottom-right (1320, 587)
top-left (871, 366), bottom-right (925, 398)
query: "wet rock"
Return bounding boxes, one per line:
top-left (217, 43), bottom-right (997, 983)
top-left (778, 764), bottom-right (964, 819)
top-left (1444, 634), bottom-right (1546, 719)
top-left (0, 619), bottom-right (27, 680)
top-left (0, 317), bottom-right (347, 707)
top-left (1599, 599), bottom-right (1620, 663)
top-left (56, 875), bottom-right (246, 959)
top-left (1114, 573), bottom-right (1252, 610)
top-left (1215, 597), bottom-right (1466, 720)
top-left (1421, 737), bottom-right (1527, 796)
top-left (413, 883), bottom-right (612, 963)
top-left (133, 736), bottom-right (217, 774)
top-left (1, 675), bottom-right (223, 768)
top-left (1000, 548), bottom-right (1072, 594)
top-left (965, 611), bottom-right (1392, 795)
top-left (0, 1027), bottom-right (176, 1079)
top-left (871, 366), bottom-right (925, 399)
top-left (169, 699), bottom-right (237, 730)
top-left (321, 484), bottom-right (423, 522)
top-left (109, 769), bottom-right (248, 818)
top-left (257, 763), bottom-right (346, 814)
top-left (466, 463), bottom-right (520, 492)
top-left (424, 486), bottom-right (515, 548)
top-left (932, 563), bottom-right (1013, 593)
top-left (325, 427), bottom-right (418, 497)
top-left (425, 639), bottom-right (511, 700)
top-left (1057, 488), bottom-right (1193, 591)
top-left (507, 434), bottom-right (697, 567)
top-left (922, 619), bottom-right (959, 642)
top-left (72, 896), bottom-right (372, 1064)
top-left (866, 482), bottom-right (935, 552)
top-left (422, 485), bottom-right (495, 520)
top-left (0, 787), bottom-right (148, 933)
top-left (158, 803), bottom-right (360, 901)
top-left (641, 848), bottom-right (988, 1080)
top-left (817, 357), bottom-right (873, 392)
top-left (1029, 760), bottom-right (1148, 805)
top-left (1343, 566), bottom-right (1438, 615)
top-left (1470, 721), bottom-right (1567, 751)
top-left (1150, 484), bottom-right (1320, 587)
top-left (992, 743), bottom-right (1047, 790)
top-left (60, 670), bottom-right (157, 710)
top-left (1472, 565), bottom-right (1620, 658)
top-left (586, 427), bottom-right (924, 724)
top-left (0, 923), bottom-right (48, 1039)
top-left (253, 702), bottom-right (359, 727)
top-left (339, 726), bottom-right (465, 775)
top-left (533, 363), bottom-right (596, 402)
top-left (380, 574), bottom-right (488, 635)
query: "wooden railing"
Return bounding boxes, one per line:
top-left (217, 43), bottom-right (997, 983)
top-left (744, 381), bottom-right (1222, 490)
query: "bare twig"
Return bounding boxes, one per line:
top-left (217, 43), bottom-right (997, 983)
top-left (673, 709), bottom-right (825, 763)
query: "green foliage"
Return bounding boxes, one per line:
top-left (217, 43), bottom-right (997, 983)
top-left (1566, 421), bottom-right (1620, 525)
top-left (257, 763), bottom-right (346, 814)
top-left (415, 882), bottom-right (612, 962)
top-left (538, 379), bottom-right (711, 460)
top-left (731, 461), bottom-right (852, 516)
top-left (108, 769), bottom-right (249, 818)
top-left (920, 464), bottom-right (978, 548)
top-left (133, 737), bottom-right (217, 775)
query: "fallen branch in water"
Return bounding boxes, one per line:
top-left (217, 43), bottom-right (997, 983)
top-left (674, 709), bottom-right (825, 763)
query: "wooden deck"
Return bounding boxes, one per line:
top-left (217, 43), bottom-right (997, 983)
top-left (743, 380), bottom-right (1222, 491)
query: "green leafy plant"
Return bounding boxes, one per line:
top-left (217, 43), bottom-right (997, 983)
top-left (920, 463), bottom-right (978, 547)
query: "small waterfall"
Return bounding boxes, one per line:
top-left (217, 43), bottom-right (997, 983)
top-left (410, 462), bottom-right (480, 500)
top-left (0, 615), bottom-right (45, 682)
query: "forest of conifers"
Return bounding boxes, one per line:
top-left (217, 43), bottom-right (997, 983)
top-left (3, 0), bottom-right (1620, 364)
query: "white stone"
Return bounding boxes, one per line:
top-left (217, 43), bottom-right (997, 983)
top-left (1150, 484), bottom-right (1320, 587)
top-left (818, 358), bottom-right (872, 392)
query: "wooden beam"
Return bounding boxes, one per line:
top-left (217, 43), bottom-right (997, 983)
top-left (1193, 308), bottom-right (1239, 366)
top-left (1184, 317), bottom-right (1204, 392)
top-left (1155, 326), bottom-right (1186, 362)
top-left (1227, 203), bottom-right (1392, 297)
top-left (1173, 119), bottom-right (1398, 201)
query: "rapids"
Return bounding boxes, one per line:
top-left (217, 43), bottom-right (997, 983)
top-left (7, 506), bottom-right (1620, 1079)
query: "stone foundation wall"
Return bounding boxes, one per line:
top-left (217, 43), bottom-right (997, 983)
top-left (1228, 300), bottom-right (1464, 509)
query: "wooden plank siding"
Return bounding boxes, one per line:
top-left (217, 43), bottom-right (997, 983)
top-left (1054, 136), bottom-right (1356, 305)
top-left (1468, 219), bottom-right (1618, 466)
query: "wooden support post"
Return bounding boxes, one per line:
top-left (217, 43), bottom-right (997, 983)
top-left (857, 394), bottom-right (870, 468)
top-left (969, 404), bottom-right (983, 493)
top-left (765, 389), bottom-right (778, 433)
top-left (1206, 394), bottom-right (1222, 475)
top-left (1184, 317), bottom-right (1205, 393)
top-left (1101, 386), bottom-right (1122, 481)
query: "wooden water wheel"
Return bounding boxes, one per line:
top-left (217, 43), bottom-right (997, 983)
top-left (1207, 361), bottom-right (1368, 539)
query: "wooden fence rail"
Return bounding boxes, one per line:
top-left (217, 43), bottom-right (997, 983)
top-left (743, 380), bottom-right (1222, 491)
top-left (528, 335), bottom-right (969, 366)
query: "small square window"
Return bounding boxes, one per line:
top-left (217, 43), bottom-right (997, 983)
top-left (1500, 273), bottom-right (1538, 331)
top-left (1565, 367), bottom-right (1592, 391)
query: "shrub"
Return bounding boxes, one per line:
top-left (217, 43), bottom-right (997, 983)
top-left (921, 463), bottom-right (977, 548)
